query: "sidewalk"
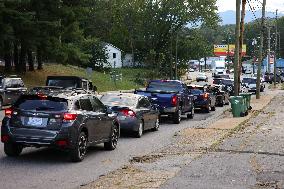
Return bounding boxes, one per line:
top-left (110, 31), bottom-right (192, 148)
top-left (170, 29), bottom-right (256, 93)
top-left (82, 89), bottom-right (281, 189)
top-left (161, 89), bottom-right (284, 189)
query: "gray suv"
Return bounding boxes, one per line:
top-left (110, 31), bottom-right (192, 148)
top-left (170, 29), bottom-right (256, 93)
top-left (1, 90), bottom-right (119, 162)
top-left (0, 76), bottom-right (27, 109)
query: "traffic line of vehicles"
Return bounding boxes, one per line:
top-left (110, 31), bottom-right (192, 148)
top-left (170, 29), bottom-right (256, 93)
top-left (0, 74), bottom-right (261, 162)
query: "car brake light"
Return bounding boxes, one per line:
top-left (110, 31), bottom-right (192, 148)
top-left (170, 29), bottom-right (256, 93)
top-left (120, 109), bottom-right (136, 117)
top-left (1, 135), bottom-right (9, 143)
top-left (5, 108), bottom-right (13, 117)
top-left (63, 113), bottom-right (77, 121)
top-left (171, 95), bottom-right (178, 106)
top-left (203, 93), bottom-right (209, 99)
top-left (56, 140), bottom-right (68, 147)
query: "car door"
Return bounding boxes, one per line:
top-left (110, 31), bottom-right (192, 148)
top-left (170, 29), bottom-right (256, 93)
top-left (137, 97), bottom-right (152, 130)
top-left (91, 96), bottom-right (113, 140)
top-left (11, 79), bottom-right (27, 103)
top-left (181, 85), bottom-right (192, 113)
top-left (3, 78), bottom-right (16, 105)
top-left (78, 97), bottom-right (101, 142)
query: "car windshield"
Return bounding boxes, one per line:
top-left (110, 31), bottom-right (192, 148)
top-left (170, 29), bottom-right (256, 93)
top-left (47, 79), bottom-right (78, 88)
top-left (100, 95), bottom-right (137, 107)
top-left (222, 80), bottom-right (233, 85)
top-left (147, 81), bottom-right (182, 93)
top-left (243, 78), bottom-right (256, 84)
top-left (190, 89), bottom-right (203, 95)
top-left (14, 95), bottom-right (68, 111)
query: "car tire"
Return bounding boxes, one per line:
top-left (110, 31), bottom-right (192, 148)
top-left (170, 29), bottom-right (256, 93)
top-left (70, 132), bottom-right (88, 162)
top-left (152, 117), bottom-right (160, 131)
top-left (220, 99), bottom-right (224, 107)
top-left (134, 120), bottom-right (144, 138)
top-left (104, 124), bottom-right (119, 150)
top-left (187, 107), bottom-right (194, 119)
top-left (173, 109), bottom-right (181, 124)
top-left (4, 142), bottom-right (23, 157)
top-left (211, 105), bottom-right (216, 111)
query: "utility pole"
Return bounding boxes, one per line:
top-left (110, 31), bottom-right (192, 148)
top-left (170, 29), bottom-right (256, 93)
top-left (274, 9), bottom-right (278, 87)
top-left (234, 0), bottom-right (241, 96)
top-left (239, 0), bottom-right (246, 93)
top-left (267, 26), bottom-right (271, 73)
top-left (256, 0), bottom-right (266, 99)
top-left (175, 32), bottom-right (178, 80)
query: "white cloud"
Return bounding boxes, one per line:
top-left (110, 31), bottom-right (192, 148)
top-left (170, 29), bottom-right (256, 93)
top-left (217, 0), bottom-right (284, 13)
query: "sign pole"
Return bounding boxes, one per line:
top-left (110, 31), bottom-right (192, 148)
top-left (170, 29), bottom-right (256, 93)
top-left (234, 0), bottom-right (241, 96)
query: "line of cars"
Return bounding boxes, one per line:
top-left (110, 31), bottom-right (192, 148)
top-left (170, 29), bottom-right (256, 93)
top-left (0, 74), bottom-right (233, 162)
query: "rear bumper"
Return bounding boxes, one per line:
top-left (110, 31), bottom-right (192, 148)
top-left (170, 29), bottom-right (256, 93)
top-left (158, 106), bottom-right (178, 116)
top-left (117, 117), bottom-right (139, 132)
top-left (194, 101), bottom-right (209, 108)
top-left (1, 119), bottom-right (77, 148)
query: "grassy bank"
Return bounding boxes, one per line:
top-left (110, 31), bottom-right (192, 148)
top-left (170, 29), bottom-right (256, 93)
top-left (1, 64), bottom-right (148, 92)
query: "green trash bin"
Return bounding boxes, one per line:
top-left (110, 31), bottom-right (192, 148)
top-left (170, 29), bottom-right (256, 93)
top-left (229, 97), bottom-right (242, 117)
top-left (239, 93), bottom-right (252, 110)
top-left (234, 96), bottom-right (247, 116)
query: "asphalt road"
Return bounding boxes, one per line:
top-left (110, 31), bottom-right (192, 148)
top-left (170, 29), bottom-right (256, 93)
top-left (0, 105), bottom-right (227, 189)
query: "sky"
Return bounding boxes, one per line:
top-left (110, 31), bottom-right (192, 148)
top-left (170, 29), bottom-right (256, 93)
top-left (216, 0), bottom-right (284, 13)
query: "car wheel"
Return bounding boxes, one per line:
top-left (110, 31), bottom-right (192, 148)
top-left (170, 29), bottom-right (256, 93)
top-left (220, 98), bottom-right (224, 107)
top-left (211, 105), bottom-right (216, 111)
top-left (104, 124), bottom-right (119, 150)
top-left (135, 120), bottom-right (144, 138)
top-left (173, 109), bottom-right (181, 124)
top-left (4, 142), bottom-right (23, 157)
top-left (187, 107), bottom-right (194, 119)
top-left (204, 103), bottom-right (210, 113)
top-left (152, 117), bottom-right (160, 131)
top-left (70, 132), bottom-right (88, 162)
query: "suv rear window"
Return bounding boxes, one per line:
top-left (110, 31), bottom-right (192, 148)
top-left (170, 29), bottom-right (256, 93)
top-left (147, 81), bottom-right (182, 93)
top-left (47, 79), bottom-right (78, 88)
top-left (14, 95), bottom-right (68, 111)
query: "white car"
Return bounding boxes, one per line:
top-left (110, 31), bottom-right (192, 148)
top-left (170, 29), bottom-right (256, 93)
top-left (196, 73), bottom-right (208, 82)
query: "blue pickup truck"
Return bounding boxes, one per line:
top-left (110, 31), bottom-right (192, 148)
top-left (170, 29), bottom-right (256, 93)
top-left (135, 80), bottom-right (194, 124)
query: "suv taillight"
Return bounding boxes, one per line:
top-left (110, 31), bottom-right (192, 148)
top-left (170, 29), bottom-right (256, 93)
top-left (4, 108), bottom-right (13, 117)
top-left (120, 109), bottom-right (136, 117)
top-left (63, 113), bottom-right (77, 121)
top-left (203, 93), bottom-right (209, 99)
top-left (171, 95), bottom-right (178, 106)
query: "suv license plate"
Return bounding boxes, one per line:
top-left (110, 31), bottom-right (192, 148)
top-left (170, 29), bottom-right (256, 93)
top-left (28, 117), bottom-right (43, 126)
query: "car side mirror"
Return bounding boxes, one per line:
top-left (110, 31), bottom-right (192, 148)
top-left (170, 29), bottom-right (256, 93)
top-left (93, 86), bottom-right (97, 92)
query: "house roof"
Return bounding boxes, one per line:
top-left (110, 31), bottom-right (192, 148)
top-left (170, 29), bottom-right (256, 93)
top-left (103, 42), bottom-right (122, 52)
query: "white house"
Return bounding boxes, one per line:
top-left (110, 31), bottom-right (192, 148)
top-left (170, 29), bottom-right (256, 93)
top-left (104, 43), bottom-right (122, 68)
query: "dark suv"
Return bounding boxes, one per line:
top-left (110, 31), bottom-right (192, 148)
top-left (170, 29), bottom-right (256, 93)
top-left (1, 90), bottom-right (119, 162)
top-left (0, 76), bottom-right (27, 109)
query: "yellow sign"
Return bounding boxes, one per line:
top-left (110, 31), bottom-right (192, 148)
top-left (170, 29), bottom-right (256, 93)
top-left (214, 44), bottom-right (246, 56)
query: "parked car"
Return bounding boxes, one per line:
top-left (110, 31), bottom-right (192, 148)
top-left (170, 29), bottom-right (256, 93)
top-left (196, 73), bottom-right (208, 82)
top-left (100, 93), bottom-right (160, 138)
top-left (189, 68), bottom-right (195, 72)
top-left (1, 91), bottom-right (119, 162)
top-left (211, 85), bottom-right (230, 107)
top-left (213, 78), bottom-right (224, 85)
top-left (242, 77), bottom-right (265, 93)
top-left (135, 80), bottom-right (194, 124)
top-left (263, 73), bottom-right (281, 83)
top-left (0, 75), bottom-right (27, 109)
top-left (188, 84), bottom-right (216, 113)
top-left (221, 79), bottom-right (234, 96)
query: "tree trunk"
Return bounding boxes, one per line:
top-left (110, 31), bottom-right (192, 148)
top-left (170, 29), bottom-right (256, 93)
top-left (19, 42), bottom-right (27, 73)
top-left (14, 42), bottom-right (20, 72)
top-left (37, 47), bottom-right (43, 70)
top-left (28, 50), bottom-right (35, 71)
top-left (4, 40), bottom-right (12, 72)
